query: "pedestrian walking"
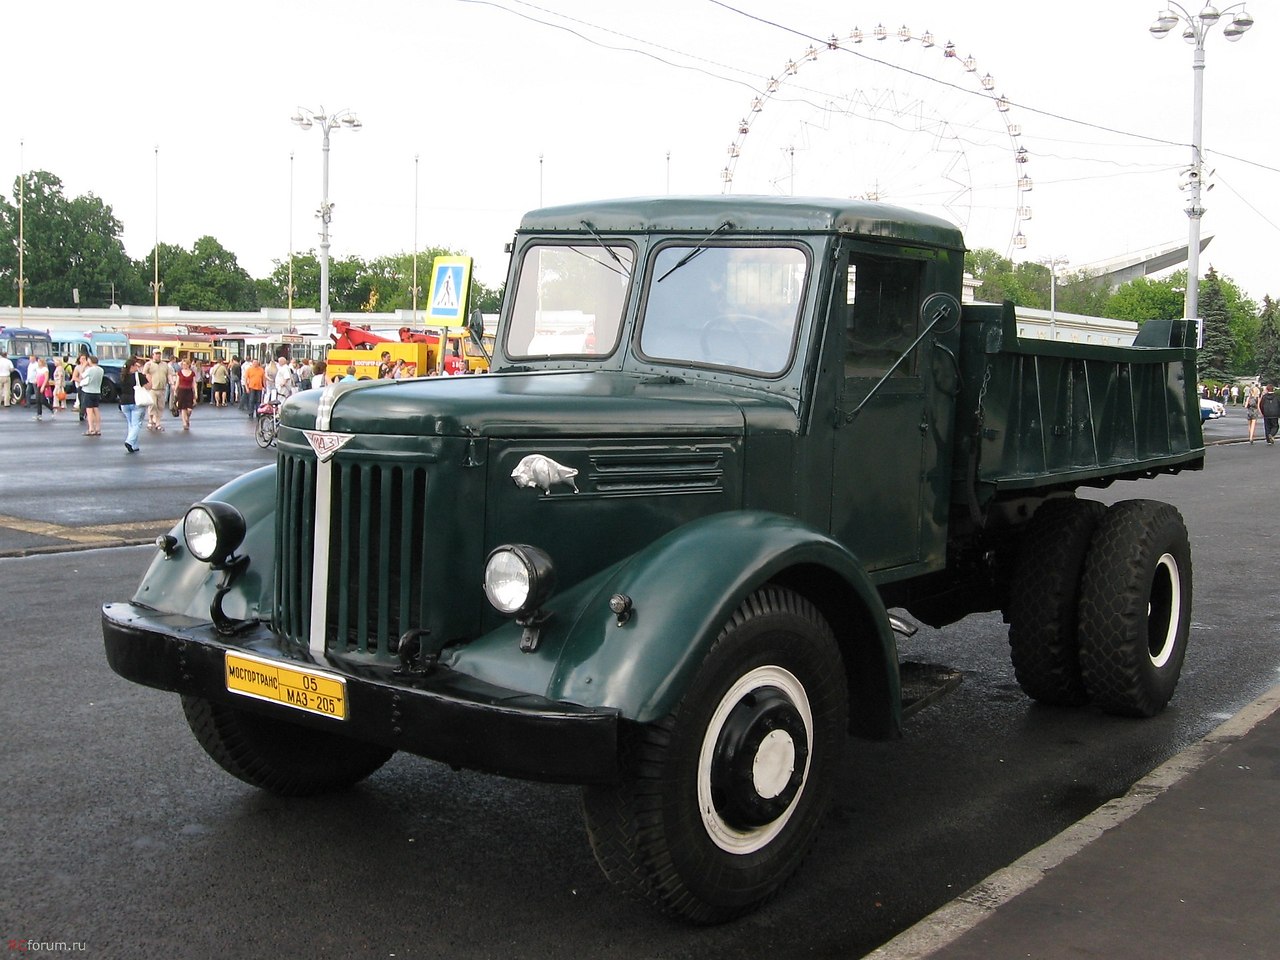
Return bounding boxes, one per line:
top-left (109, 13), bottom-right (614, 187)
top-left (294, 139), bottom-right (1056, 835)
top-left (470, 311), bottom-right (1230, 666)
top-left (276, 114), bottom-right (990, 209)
top-left (174, 357), bottom-right (196, 430)
top-left (1260, 385), bottom-right (1280, 446)
top-left (52, 359), bottom-right (67, 411)
top-left (0, 350), bottom-right (13, 408)
top-left (274, 356), bottom-right (297, 401)
top-left (210, 358), bottom-right (230, 407)
top-left (244, 359), bottom-right (265, 417)
top-left (72, 354), bottom-right (88, 421)
top-left (228, 356), bottom-right (242, 406)
top-left (119, 356), bottom-right (147, 453)
top-left (30, 358), bottom-right (53, 420)
top-left (1244, 385), bottom-right (1261, 443)
top-left (143, 349), bottom-right (168, 432)
top-left (78, 355), bottom-right (104, 436)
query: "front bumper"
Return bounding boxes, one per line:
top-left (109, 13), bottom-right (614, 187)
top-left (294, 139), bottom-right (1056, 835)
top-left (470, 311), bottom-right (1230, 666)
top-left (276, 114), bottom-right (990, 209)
top-left (102, 602), bottom-right (619, 784)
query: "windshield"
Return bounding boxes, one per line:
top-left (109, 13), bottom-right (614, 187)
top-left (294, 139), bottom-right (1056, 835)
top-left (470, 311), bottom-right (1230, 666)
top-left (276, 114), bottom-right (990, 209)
top-left (96, 343), bottom-right (129, 361)
top-left (506, 242), bottom-right (634, 359)
top-left (639, 244), bottom-right (807, 375)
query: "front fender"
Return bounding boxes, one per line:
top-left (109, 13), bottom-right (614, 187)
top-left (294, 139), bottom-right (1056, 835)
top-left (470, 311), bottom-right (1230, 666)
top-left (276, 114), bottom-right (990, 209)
top-left (451, 510), bottom-right (897, 727)
top-left (132, 465), bottom-right (277, 622)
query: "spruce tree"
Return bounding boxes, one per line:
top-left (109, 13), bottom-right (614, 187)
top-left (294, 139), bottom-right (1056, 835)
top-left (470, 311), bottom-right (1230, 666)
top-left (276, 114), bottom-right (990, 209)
top-left (1196, 267), bottom-right (1234, 383)
top-left (1256, 295), bottom-right (1280, 386)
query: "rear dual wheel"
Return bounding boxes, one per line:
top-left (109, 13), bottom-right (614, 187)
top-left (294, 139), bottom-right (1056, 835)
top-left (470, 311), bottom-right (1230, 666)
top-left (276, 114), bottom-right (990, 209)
top-left (1007, 498), bottom-right (1105, 706)
top-left (1007, 498), bottom-right (1192, 718)
top-left (583, 585), bottom-right (847, 923)
top-left (1078, 500), bottom-right (1192, 718)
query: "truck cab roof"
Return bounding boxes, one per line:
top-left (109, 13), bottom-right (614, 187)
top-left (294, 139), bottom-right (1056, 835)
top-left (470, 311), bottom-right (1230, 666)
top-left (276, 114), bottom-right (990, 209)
top-left (518, 195), bottom-right (965, 250)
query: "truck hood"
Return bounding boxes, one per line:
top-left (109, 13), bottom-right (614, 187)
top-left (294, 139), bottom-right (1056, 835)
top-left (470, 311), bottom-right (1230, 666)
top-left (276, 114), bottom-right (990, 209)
top-left (282, 370), bottom-right (768, 438)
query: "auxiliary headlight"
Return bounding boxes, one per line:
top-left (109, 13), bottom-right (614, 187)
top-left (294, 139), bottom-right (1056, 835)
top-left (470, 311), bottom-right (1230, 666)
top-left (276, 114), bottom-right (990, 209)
top-left (183, 501), bottom-right (247, 568)
top-left (483, 544), bottom-right (555, 618)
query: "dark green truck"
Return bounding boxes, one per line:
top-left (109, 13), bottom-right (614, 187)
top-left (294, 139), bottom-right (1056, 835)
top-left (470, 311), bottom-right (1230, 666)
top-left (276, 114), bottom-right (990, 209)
top-left (104, 196), bottom-right (1203, 922)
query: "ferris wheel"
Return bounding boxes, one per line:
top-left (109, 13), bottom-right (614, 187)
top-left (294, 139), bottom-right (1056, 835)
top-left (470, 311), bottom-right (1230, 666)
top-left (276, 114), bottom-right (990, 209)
top-left (721, 24), bottom-right (1033, 254)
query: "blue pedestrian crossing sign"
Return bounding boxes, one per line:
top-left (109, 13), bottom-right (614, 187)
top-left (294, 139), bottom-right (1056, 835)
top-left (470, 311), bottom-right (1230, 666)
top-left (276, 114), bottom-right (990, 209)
top-left (425, 256), bottom-right (472, 327)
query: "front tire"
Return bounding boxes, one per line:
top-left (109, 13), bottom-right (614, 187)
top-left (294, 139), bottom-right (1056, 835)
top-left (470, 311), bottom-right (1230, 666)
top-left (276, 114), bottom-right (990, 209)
top-left (181, 696), bottom-right (395, 796)
top-left (582, 585), bottom-right (847, 923)
top-left (1078, 500), bottom-right (1193, 717)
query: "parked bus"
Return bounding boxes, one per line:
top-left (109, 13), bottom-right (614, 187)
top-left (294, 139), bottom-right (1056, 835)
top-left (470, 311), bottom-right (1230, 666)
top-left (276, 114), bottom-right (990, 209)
top-left (241, 333), bottom-right (326, 364)
top-left (51, 331), bottom-right (131, 401)
top-left (127, 334), bottom-right (231, 365)
top-left (0, 325), bottom-right (55, 404)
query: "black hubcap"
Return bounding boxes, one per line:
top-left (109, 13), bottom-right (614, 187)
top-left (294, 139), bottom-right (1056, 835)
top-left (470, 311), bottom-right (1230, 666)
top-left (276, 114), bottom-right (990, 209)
top-left (710, 686), bottom-right (809, 829)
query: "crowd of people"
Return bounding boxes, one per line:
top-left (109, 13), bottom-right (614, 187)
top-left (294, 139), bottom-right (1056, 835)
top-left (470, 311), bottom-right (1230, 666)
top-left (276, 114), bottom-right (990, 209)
top-left (0, 349), bottom-right (360, 454)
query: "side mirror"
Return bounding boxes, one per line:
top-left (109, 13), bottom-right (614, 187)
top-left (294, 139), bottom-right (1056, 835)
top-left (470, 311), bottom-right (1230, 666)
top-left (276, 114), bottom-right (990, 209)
top-left (467, 308), bottom-right (491, 364)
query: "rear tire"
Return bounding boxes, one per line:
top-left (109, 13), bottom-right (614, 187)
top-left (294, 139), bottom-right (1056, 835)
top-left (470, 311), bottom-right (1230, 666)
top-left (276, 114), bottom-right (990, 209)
top-left (1078, 500), bottom-right (1192, 717)
top-left (1006, 498), bottom-right (1105, 706)
top-left (255, 416), bottom-right (276, 448)
top-left (181, 696), bottom-right (394, 796)
top-left (582, 585), bottom-right (847, 923)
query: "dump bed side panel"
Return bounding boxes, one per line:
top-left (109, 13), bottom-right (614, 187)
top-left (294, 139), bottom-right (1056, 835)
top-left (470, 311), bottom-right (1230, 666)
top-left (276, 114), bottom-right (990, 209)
top-left (953, 303), bottom-right (1204, 509)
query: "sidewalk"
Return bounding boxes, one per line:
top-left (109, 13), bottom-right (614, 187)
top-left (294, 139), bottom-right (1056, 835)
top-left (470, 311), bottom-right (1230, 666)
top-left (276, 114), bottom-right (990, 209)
top-left (869, 684), bottom-right (1280, 960)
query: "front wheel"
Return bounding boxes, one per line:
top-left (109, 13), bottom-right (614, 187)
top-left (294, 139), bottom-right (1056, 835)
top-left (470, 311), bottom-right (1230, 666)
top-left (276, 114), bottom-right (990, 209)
top-left (582, 585), bottom-right (848, 923)
top-left (181, 696), bottom-right (395, 796)
top-left (99, 378), bottom-right (118, 403)
top-left (1078, 500), bottom-right (1193, 717)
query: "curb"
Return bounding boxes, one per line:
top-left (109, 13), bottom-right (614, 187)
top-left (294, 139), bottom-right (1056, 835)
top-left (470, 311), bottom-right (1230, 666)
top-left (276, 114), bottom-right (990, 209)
top-left (0, 537), bottom-right (161, 559)
top-left (864, 683), bottom-right (1280, 960)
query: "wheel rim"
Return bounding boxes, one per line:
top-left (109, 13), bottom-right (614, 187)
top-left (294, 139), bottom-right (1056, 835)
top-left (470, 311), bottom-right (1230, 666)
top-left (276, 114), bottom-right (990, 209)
top-left (697, 665), bottom-right (813, 854)
top-left (1147, 553), bottom-right (1181, 668)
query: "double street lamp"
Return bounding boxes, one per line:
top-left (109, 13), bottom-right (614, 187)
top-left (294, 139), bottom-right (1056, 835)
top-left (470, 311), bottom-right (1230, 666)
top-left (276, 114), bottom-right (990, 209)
top-left (291, 106), bottom-right (362, 343)
top-left (1149, 3), bottom-right (1254, 322)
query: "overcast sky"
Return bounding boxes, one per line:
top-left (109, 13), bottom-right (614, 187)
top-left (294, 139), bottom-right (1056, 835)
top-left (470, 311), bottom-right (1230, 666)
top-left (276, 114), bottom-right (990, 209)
top-left (9, 0), bottom-right (1277, 305)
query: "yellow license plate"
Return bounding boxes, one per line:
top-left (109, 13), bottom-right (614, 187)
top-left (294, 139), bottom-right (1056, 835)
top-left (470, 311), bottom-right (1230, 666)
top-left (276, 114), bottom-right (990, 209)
top-left (225, 652), bottom-right (348, 720)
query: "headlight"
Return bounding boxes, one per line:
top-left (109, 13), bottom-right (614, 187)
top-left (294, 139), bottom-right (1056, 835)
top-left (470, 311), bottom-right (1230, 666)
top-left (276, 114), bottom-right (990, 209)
top-left (183, 501), bottom-right (247, 568)
top-left (483, 544), bottom-right (555, 617)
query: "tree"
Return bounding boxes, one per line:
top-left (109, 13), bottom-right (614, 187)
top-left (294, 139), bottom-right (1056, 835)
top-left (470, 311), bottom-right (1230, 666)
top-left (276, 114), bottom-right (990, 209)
top-left (964, 249), bottom-right (1044, 307)
top-left (1196, 267), bottom-right (1234, 383)
top-left (0, 170), bottom-right (144, 308)
top-left (1255, 296), bottom-right (1280, 386)
top-left (148, 236), bottom-right (260, 312)
top-left (1104, 276), bottom-right (1185, 324)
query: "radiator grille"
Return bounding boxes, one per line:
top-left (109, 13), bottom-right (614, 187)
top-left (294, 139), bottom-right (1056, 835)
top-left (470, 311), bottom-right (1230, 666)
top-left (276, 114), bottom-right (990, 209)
top-left (275, 451), bottom-right (432, 658)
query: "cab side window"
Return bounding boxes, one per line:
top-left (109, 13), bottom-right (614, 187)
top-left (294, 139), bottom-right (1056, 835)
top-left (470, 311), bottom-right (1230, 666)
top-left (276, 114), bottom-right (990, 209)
top-left (844, 254), bottom-right (923, 378)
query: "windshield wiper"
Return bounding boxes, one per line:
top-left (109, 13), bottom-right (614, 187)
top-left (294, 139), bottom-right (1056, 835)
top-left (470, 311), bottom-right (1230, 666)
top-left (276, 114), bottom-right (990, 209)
top-left (578, 220), bottom-right (630, 279)
top-left (655, 219), bottom-right (734, 283)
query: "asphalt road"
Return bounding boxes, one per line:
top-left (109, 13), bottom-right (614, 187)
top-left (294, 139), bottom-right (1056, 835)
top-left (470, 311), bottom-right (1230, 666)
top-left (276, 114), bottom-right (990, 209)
top-left (1, 402), bottom-right (1276, 959)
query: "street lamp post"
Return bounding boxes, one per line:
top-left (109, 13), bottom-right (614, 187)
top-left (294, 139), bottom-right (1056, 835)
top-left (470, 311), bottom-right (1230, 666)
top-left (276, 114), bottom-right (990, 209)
top-left (291, 106), bottom-right (362, 344)
top-left (1038, 255), bottom-right (1069, 339)
top-left (1149, 3), bottom-right (1255, 322)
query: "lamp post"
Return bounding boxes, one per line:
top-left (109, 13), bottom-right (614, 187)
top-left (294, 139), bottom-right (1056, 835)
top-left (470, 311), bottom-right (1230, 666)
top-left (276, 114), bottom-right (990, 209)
top-left (287, 152), bottom-right (296, 328)
top-left (150, 146), bottom-right (161, 326)
top-left (17, 140), bottom-right (24, 329)
top-left (1038, 255), bottom-right (1069, 339)
top-left (1149, 3), bottom-right (1255, 322)
top-left (291, 106), bottom-right (362, 344)
top-left (412, 154), bottom-right (420, 326)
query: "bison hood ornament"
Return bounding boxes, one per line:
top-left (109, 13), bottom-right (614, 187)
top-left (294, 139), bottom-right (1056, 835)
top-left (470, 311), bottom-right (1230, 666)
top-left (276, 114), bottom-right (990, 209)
top-left (512, 454), bottom-right (580, 495)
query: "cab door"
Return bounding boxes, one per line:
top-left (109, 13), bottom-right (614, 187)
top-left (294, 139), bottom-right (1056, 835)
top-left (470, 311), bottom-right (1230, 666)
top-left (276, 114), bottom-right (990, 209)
top-left (830, 249), bottom-right (930, 571)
